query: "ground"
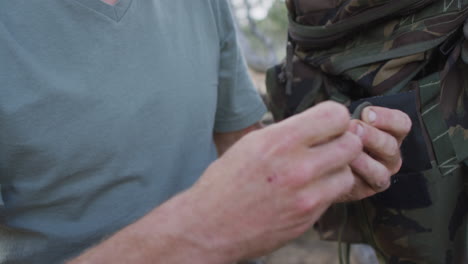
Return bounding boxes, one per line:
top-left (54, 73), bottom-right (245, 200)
top-left (263, 229), bottom-right (378, 264)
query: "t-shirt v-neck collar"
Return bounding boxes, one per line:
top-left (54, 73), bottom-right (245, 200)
top-left (73, 0), bottom-right (133, 22)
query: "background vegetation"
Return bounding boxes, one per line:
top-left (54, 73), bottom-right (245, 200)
top-left (230, 0), bottom-right (288, 72)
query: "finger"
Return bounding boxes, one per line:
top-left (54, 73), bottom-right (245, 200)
top-left (274, 164), bottom-right (351, 228)
top-left (350, 152), bottom-right (393, 192)
top-left (305, 166), bottom-right (355, 205)
top-left (274, 101), bottom-right (351, 147)
top-left (293, 166), bottom-right (355, 220)
top-left (277, 132), bottom-right (362, 190)
top-left (349, 120), bottom-right (401, 165)
top-left (335, 176), bottom-right (378, 203)
top-left (304, 131), bottom-right (363, 178)
top-left (361, 106), bottom-right (412, 143)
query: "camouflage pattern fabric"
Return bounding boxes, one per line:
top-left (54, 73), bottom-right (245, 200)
top-left (288, 0), bottom-right (435, 27)
top-left (287, 0), bottom-right (437, 48)
top-left (266, 0), bottom-right (468, 263)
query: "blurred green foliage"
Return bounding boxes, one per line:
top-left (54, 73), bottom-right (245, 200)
top-left (240, 0), bottom-right (288, 67)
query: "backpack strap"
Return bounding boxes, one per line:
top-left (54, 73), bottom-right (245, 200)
top-left (418, 73), bottom-right (463, 175)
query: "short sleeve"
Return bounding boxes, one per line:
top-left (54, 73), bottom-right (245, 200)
top-left (213, 0), bottom-right (267, 133)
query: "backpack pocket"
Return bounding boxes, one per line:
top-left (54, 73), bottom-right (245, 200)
top-left (362, 63), bottom-right (468, 262)
top-left (314, 77), bottom-right (468, 263)
top-left (359, 71), bottom-right (468, 263)
top-left (363, 166), bottom-right (468, 263)
top-left (266, 57), bottom-right (355, 122)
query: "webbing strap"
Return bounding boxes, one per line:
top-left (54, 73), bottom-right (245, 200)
top-left (419, 73), bottom-right (461, 176)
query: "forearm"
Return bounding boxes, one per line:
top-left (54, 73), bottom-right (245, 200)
top-left (214, 122), bottom-right (263, 156)
top-left (68, 191), bottom-right (235, 264)
top-left (70, 123), bottom-right (264, 264)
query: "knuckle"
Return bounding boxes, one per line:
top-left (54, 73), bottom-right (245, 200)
top-left (374, 131), bottom-right (386, 149)
top-left (251, 130), bottom-right (291, 157)
top-left (340, 133), bottom-right (363, 154)
top-left (390, 158), bottom-right (403, 175)
top-left (332, 104), bottom-right (351, 125)
top-left (335, 105), bottom-right (351, 122)
top-left (341, 167), bottom-right (355, 190)
top-left (318, 101), bottom-right (350, 124)
top-left (393, 110), bottom-right (412, 134)
top-left (319, 100), bottom-right (344, 110)
top-left (330, 167), bottom-right (355, 196)
top-left (306, 158), bottom-right (326, 177)
top-left (356, 157), bottom-right (391, 192)
top-left (373, 168), bottom-right (391, 191)
top-left (266, 130), bottom-right (300, 156)
top-left (277, 132), bottom-right (300, 151)
top-left (285, 163), bottom-right (312, 187)
top-left (269, 140), bottom-right (289, 157)
top-left (385, 137), bottom-right (400, 157)
top-left (372, 130), bottom-right (396, 157)
top-left (294, 195), bottom-right (319, 216)
top-left (351, 133), bottom-right (364, 151)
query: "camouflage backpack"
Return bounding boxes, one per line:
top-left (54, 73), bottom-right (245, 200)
top-left (266, 1), bottom-right (468, 263)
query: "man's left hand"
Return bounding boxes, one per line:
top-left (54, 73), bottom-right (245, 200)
top-left (339, 106), bottom-right (412, 202)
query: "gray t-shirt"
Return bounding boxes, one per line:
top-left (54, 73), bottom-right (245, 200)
top-left (0, 0), bottom-right (266, 263)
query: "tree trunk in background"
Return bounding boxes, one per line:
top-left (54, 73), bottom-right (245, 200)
top-left (229, 0), bottom-right (279, 72)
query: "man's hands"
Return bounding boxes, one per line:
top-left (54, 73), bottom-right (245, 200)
top-left (180, 101), bottom-right (411, 262)
top-left (341, 106), bottom-right (412, 201)
top-left (187, 102), bottom-right (362, 261)
top-left (70, 101), bottom-right (411, 264)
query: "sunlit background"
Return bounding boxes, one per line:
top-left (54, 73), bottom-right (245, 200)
top-left (231, 0), bottom-right (278, 20)
top-left (229, 0), bottom-right (288, 72)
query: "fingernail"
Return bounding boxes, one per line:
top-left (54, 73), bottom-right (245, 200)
top-left (367, 110), bottom-right (377, 123)
top-left (354, 124), bottom-right (364, 138)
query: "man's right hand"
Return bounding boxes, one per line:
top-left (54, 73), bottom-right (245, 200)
top-left (180, 101), bottom-right (363, 262)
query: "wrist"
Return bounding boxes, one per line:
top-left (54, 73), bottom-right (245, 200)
top-left (145, 189), bottom-right (240, 264)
